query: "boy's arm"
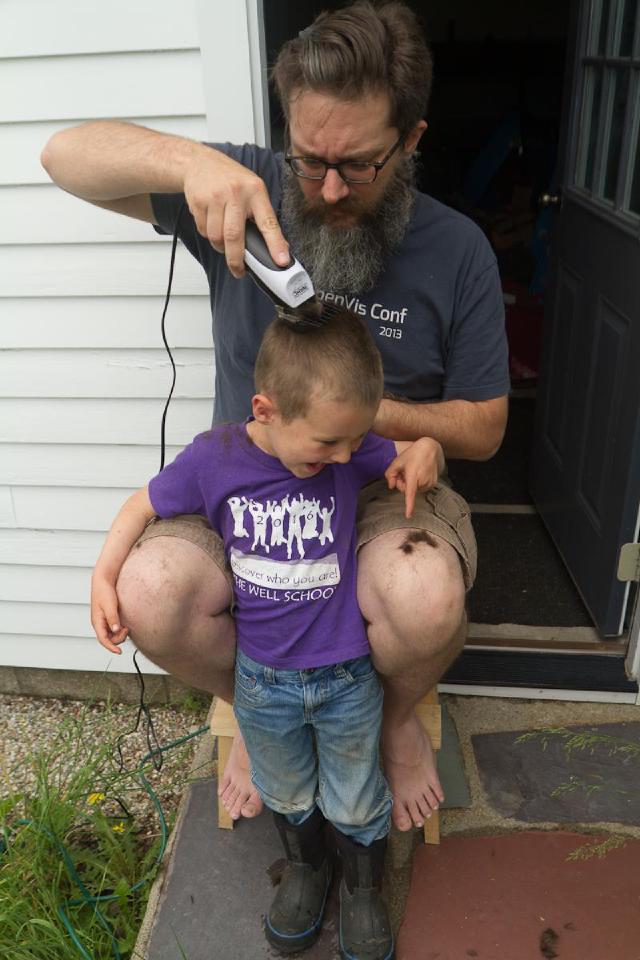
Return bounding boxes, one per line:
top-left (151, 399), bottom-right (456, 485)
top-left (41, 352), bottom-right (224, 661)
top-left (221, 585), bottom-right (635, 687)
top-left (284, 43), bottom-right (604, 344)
top-left (91, 486), bottom-right (156, 654)
top-left (385, 438), bottom-right (445, 519)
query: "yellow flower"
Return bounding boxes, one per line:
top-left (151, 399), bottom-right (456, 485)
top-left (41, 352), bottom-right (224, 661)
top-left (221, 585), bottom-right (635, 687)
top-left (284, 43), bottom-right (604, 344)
top-left (87, 792), bottom-right (106, 806)
top-left (112, 822), bottom-right (125, 833)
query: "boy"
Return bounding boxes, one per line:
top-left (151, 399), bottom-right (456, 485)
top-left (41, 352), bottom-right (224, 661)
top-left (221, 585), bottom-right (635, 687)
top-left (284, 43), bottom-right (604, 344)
top-left (91, 309), bottom-right (443, 960)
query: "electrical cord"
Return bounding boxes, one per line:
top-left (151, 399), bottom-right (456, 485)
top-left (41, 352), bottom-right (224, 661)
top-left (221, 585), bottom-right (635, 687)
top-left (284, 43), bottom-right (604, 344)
top-left (114, 199), bottom-right (187, 777)
top-left (158, 201), bottom-right (186, 472)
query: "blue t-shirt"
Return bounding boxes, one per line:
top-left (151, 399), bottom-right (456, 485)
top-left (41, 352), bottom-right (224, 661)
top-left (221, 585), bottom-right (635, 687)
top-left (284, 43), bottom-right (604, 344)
top-left (151, 143), bottom-right (509, 424)
top-left (148, 424), bottom-right (396, 669)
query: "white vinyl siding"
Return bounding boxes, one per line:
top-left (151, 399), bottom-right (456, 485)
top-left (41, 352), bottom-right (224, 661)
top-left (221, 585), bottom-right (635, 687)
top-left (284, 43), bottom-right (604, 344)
top-left (2, 0), bottom-right (264, 674)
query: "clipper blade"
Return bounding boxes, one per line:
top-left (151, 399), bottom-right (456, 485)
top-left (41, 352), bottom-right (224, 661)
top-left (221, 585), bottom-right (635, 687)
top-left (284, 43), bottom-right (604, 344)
top-left (276, 298), bottom-right (343, 330)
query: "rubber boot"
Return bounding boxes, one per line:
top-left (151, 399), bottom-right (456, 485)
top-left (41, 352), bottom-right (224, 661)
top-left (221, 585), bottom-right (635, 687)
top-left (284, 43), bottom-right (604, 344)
top-left (333, 829), bottom-right (393, 960)
top-left (265, 807), bottom-right (332, 954)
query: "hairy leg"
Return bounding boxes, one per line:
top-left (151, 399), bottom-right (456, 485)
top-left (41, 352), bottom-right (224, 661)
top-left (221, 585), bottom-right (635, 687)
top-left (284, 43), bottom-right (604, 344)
top-left (357, 528), bottom-right (466, 831)
top-left (116, 536), bottom-right (262, 819)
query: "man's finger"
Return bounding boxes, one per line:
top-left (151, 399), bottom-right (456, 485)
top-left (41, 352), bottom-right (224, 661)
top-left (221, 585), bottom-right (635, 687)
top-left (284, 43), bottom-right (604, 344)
top-left (223, 202), bottom-right (248, 277)
top-left (205, 205), bottom-right (224, 254)
top-left (254, 201), bottom-right (290, 266)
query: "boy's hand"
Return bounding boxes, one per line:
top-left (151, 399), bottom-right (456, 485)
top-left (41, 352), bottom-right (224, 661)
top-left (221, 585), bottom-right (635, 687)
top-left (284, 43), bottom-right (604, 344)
top-left (91, 575), bottom-right (128, 654)
top-left (385, 437), bottom-right (445, 518)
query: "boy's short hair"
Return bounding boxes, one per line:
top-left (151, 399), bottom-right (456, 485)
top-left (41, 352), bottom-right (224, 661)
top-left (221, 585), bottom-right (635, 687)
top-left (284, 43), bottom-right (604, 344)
top-left (254, 309), bottom-right (384, 422)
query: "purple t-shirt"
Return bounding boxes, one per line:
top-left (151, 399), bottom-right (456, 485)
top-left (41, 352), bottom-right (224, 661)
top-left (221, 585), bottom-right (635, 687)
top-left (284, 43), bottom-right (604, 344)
top-left (148, 423), bottom-right (396, 669)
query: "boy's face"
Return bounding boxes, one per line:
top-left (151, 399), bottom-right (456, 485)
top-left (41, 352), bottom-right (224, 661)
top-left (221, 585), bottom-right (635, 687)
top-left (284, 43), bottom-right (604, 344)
top-left (251, 393), bottom-right (377, 479)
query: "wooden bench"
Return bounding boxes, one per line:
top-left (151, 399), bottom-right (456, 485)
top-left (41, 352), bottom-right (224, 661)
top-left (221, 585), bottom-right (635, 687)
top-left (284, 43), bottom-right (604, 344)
top-left (211, 687), bottom-right (442, 844)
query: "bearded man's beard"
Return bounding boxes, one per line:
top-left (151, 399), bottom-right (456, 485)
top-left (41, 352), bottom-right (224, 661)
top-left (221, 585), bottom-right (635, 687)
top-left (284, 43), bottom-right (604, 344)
top-left (280, 157), bottom-right (416, 295)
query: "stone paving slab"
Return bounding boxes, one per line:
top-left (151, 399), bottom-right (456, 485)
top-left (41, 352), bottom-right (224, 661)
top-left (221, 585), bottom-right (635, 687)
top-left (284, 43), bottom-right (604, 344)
top-left (439, 706), bottom-right (471, 809)
top-left (397, 831), bottom-right (640, 960)
top-left (146, 778), bottom-right (342, 960)
top-left (472, 722), bottom-right (640, 825)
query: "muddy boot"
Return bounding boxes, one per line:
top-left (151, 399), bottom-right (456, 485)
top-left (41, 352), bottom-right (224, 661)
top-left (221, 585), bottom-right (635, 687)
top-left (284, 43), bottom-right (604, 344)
top-left (333, 829), bottom-right (393, 960)
top-left (266, 807), bottom-right (332, 954)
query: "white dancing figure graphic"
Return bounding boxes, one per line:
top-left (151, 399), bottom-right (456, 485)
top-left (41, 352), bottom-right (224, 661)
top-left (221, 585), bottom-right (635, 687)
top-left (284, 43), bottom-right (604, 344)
top-left (318, 497), bottom-right (336, 546)
top-left (301, 498), bottom-right (321, 539)
top-left (286, 494), bottom-right (306, 560)
top-left (267, 497), bottom-right (287, 547)
top-left (226, 491), bottom-right (337, 559)
top-left (226, 496), bottom-right (250, 538)
top-left (248, 498), bottom-right (269, 553)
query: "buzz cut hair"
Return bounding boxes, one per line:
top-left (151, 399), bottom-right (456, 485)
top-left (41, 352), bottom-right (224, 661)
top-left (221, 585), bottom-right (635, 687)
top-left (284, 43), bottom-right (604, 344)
top-left (254, 309), bottom-right (384, 422)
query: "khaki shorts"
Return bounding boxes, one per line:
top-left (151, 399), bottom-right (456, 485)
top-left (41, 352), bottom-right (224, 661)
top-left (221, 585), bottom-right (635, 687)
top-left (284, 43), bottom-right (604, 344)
top-left (137, 479), bottom-right (477, 596)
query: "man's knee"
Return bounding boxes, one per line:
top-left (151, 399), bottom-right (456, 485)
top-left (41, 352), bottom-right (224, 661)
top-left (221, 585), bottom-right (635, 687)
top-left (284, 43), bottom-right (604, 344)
top-left (358, 529), bottom-right (465, 643)
top-left (116, 536), bottom-right (231, 646)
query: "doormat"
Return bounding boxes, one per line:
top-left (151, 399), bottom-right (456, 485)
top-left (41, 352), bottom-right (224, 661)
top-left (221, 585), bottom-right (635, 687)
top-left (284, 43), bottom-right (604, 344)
top-left (472, 722), bottom-right (640, 824)
top-left (397, 831), bottom-right (640, 960)
top-left (468, 512), bottom-right (592, 626)
top-left (447, 397), bottom-right (534, 504)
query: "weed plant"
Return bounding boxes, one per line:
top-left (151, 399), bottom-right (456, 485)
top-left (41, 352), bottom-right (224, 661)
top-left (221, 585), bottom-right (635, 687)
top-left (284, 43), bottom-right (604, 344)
top-left (516, 725), bottom-right (640, 860)
top-left (0, 701), bottom-right (206, 960)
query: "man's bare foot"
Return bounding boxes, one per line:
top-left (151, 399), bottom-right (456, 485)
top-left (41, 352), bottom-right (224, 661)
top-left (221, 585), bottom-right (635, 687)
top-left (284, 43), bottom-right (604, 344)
top-left (382, 712), bottom-right (444, 831)
top-left (217, 733), bottom-right (264, 820)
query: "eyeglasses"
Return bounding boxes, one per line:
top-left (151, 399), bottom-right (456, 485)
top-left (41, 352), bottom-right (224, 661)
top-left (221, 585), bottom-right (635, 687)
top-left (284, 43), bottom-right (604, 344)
top-left (284, 133), bottom-right (405, 184)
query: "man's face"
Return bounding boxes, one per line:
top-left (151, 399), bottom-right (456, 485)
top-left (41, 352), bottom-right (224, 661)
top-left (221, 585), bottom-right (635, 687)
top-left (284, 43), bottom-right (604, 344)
top-left (287, 90), bottom-right (414, 228)
top-left (281, 90), bottom-right (425, 294)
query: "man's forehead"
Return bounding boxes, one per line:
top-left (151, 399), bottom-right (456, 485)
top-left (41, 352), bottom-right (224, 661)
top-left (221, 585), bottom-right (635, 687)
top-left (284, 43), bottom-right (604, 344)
top-left (288, 89), bottom-right (394, 154)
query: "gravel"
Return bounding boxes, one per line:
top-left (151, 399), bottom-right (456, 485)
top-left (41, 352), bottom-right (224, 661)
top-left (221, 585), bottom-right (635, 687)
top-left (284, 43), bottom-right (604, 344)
top-left (0, 693), bottom-right (211, 836)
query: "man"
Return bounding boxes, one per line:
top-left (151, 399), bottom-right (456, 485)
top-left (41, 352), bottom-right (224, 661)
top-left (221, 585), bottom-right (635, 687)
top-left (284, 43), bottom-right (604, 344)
top-left (41, 0), bottom-right (509, 833)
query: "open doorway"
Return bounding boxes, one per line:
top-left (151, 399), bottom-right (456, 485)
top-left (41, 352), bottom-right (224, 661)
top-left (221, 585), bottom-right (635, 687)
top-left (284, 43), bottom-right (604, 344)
top-left (263, 0), bottom-right (638, 693)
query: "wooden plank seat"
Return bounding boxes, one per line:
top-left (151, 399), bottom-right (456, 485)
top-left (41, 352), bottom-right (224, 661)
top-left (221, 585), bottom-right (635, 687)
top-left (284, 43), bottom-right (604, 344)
top-left (211, 688), bottom-right (442, 844)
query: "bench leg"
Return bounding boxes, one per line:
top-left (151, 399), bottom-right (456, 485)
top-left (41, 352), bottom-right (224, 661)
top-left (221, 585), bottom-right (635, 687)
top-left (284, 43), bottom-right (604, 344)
top-left (216, 733), bottom-right (234, 830)
top-left (423, 808), bottom-right (440, 845)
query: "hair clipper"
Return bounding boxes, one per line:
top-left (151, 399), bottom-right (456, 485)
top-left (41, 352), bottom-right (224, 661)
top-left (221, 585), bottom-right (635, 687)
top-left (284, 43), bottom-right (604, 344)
top-left (243, 221), bottom-right (323, 323)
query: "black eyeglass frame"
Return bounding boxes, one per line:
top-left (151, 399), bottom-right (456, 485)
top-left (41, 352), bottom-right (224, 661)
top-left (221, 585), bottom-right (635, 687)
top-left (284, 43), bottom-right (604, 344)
top-left (284, 132), bottom-right (406, 184)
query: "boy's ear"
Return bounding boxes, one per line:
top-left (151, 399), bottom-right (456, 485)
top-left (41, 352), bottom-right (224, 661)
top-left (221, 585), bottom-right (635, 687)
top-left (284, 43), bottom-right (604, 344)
top-left (252, 393), bottom-right (277, 423)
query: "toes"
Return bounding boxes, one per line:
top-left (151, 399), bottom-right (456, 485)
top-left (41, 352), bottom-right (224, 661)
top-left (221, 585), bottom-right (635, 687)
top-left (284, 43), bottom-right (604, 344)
top-left (219, 781), bottom-right (238, 805)
top-left (221, 784), bottom-right (241, 813)
top-left (240, 794), bottom-right (263, 818)
top-left (426, 783), bottom-right (444, 808)
top-left (392, 804), bottom-right (414, 832)
top-left (407, 799), bottom-right (428, 829)
top-left (414, 795), bottom-right (433, 824)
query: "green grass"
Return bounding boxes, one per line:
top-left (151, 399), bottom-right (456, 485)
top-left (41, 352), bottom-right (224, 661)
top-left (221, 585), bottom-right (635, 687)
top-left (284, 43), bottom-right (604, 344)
top-left (0, 702), bottom-right (207, 960)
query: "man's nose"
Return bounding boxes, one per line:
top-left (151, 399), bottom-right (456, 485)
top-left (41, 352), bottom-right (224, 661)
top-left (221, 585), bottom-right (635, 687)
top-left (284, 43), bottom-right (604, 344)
top-left (321, 168), bottom-right (350, 204)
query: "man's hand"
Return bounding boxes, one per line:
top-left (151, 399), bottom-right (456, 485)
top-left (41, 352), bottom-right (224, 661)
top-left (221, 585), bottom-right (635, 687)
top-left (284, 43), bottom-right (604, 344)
top-left (183, 147), bottom-right (290, 277)
top-left (386, 437), bottom-right (445, 518)
top-left (91, 575), bottom-right (129, 655)
top-left (41, 121), bottom-right (290, 280)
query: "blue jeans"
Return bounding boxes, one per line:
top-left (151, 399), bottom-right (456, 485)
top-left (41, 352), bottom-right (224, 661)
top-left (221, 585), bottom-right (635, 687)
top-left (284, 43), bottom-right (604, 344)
top-left (234, 649), bottom-right (392, 846)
